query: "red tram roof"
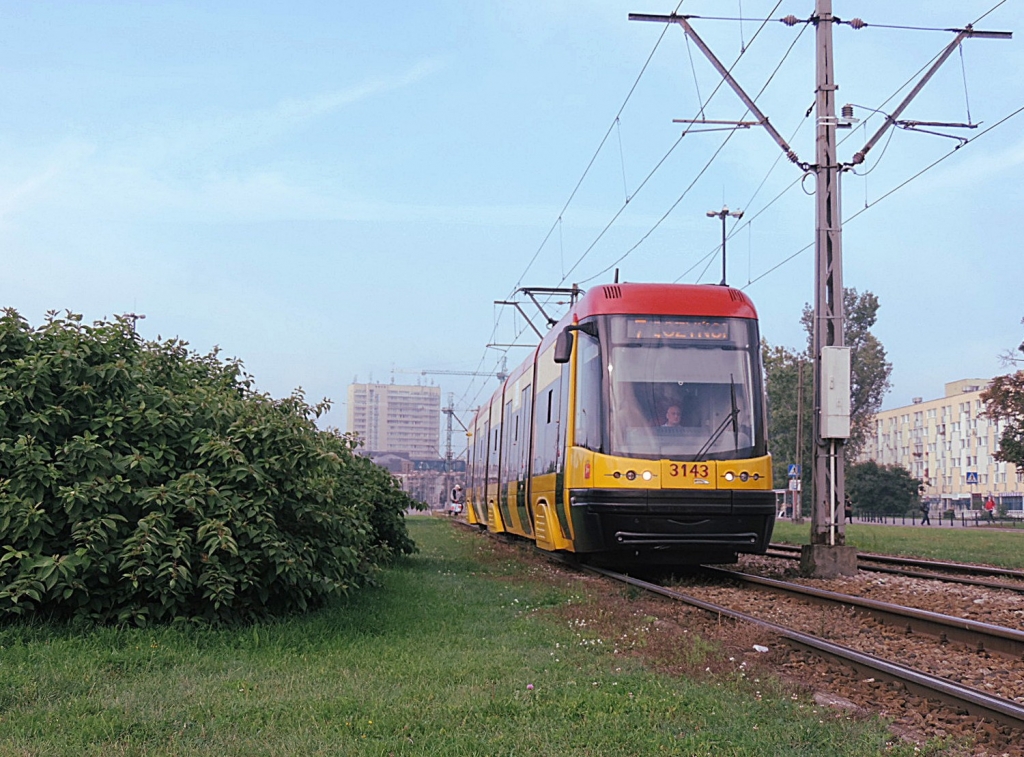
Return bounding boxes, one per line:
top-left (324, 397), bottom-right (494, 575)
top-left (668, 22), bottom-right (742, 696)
top-left (571, 283), bottom-right (757, 321)
top-left (480, 283), bottom-right (759, 415)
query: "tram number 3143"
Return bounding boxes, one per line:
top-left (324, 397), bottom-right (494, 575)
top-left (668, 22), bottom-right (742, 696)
top-left (668, 463), bottom-right (710, 478)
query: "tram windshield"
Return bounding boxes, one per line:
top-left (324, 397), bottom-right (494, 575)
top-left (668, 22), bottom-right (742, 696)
top-left (582, 314), bottom-right (766, 461)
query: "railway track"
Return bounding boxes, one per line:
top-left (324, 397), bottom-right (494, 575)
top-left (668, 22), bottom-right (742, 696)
top-left (450, 519), bottom-right (1024, 738)
top-left (581, 563), bottom-right (1024, 732)
top-left (701, 565), bottom-right (1024, 658)
top-left (767, 542), bottom-right (1024, 593)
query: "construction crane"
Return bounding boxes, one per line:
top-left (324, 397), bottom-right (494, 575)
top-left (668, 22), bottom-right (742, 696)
top-left (390, 357), bottom-right (510, 493)
top-left (391, 356), bottom-right (509, 383)
top-left (440, 392), bottom-right (472, 500)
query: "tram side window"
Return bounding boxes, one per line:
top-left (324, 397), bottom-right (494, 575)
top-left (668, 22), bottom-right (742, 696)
top-left (487, 416), bottom-right (499, 486)
top-left (476, 426), bottom-right (487, 490)
top-left (574, 331), bottom-right (603, 452)
top-left (518, 386), bottom-right (532, 479)
top-left (468, 424), bottom-right (478, 493)
top-left (556, 362), bottom-right (569, 472)
top-left (534, 381), bottom-right (559, 474)
top-left (499, 400), bottom-right (514, 486)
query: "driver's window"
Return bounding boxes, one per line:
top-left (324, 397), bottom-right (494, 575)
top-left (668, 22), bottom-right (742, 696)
top-left (574, 331), bottom-right (603, 451)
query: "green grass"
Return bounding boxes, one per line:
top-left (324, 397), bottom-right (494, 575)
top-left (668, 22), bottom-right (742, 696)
top-left (771, 519), bottom-right (1024, 568)
top-left (0, 518), bottom-right (932, 755)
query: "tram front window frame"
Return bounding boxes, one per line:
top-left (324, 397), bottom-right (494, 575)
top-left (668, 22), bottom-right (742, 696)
top-left (576, 314), bottom-right (766, 462)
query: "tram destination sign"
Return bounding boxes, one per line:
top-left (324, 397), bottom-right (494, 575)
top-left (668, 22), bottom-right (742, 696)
top-left (621, 318), bottom-right (730, 342)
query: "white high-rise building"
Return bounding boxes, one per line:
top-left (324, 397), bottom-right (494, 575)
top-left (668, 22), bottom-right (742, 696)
top-left (862, 378), bottom-right (1022, 512)
top-left (346, 382), bottom-right (441, 458)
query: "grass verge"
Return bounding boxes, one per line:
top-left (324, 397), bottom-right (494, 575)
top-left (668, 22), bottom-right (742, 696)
top-left (0, 518), bottom-right (930, 756)
top-left (771, 519), bottom-right (1024, 568)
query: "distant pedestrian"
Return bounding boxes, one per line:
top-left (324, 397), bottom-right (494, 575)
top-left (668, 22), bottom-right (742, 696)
top-left (920, 500), bottom-right (931, 526)
top-left (844, 494), bottom-right (853, 523)
top-left (448, 484), bottom-right (464, 516)
top-left (984, 495), bottom-right (996, 522)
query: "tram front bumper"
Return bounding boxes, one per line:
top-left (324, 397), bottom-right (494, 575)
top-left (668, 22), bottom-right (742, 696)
top-left (568, 487), bottom-right (776, 555)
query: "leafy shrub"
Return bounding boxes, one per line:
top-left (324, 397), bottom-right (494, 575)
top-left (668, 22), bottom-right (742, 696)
top-left (846, 460), bottom-right (922, 516)
top-left (0, 310), bottom-right (418, 625)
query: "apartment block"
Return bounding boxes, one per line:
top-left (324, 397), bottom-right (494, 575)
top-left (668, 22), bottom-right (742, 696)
top-left (862, 378), bottom-right (1022, 512)
top-left (346, 382), bottom-right (441, 458)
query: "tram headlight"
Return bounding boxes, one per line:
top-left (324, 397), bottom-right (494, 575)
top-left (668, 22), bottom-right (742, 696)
top-left (641, 470), bottom-right (653, 481)
top-left (724, 471), bottom-right (735, 482)
top-left (625, 470), bottom-right (637, 481)
top-left (740, 472), bottom-right (750, 482)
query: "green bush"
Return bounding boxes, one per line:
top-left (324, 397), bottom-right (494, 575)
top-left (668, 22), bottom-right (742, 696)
top-left (0, 310), bottom-right (418, 625)
top-left (847, 460), bottom-right (922, 516)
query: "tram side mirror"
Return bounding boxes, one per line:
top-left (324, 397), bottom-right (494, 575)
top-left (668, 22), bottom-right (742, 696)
top-left (554, 328), bottom-right (573, 363)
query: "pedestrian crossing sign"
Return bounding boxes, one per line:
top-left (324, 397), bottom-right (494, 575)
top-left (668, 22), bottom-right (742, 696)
top-left (965, 471), bottom-right (979, 484)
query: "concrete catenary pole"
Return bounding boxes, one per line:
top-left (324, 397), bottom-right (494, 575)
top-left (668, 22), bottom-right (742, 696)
top-left (794, 360), bottom-right (805, 523)
top-left (804, 0), bottom-right (855, 577)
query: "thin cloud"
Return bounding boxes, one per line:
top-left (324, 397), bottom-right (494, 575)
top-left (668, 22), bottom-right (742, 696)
top-left (0, 141), bottom-right (96, 227)
top-left (124, 58), bottom-right (447, 167)
top-left (0, 59), bottom-right (447, 226)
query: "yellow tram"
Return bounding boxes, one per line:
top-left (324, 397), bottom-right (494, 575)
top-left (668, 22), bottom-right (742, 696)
top-left (465, 283), bottom-right (775, 566)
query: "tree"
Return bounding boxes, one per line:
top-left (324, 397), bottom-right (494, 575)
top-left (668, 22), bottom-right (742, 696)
top-left (996, 316), bottom-right (1024, 367)
top-left (764, 288), bottom-right (892, 513)
top-left (846, 461), bottom-right (921, 516)
top-left (800, 288), bottom-right (893, 460)
top-left (981, 370), bottom-right (1024, 469)
top-left (981, 318), bottom-right (1024, 469)
top-left (763, 341), bottom-right (813, 513)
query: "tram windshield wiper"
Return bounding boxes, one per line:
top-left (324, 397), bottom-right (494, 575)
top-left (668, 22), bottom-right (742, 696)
top-left (694, 375), bottom-right (739, 462)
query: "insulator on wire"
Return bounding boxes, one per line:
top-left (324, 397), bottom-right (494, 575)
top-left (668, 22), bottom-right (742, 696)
top-left (781, 15), bottom-right (800, 26)
top-left (848, 18), bottom-right (866, 30)
top-left (841, 104), bottom-right (854, 120)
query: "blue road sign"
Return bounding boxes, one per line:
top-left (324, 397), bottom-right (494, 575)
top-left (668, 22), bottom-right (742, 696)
top-left (966, 471), bottom-right (979, 485)
top-left (787, 464), bottom-right (801, 478)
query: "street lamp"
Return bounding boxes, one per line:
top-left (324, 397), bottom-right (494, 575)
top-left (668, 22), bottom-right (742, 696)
top-left (706, 206), bottom-right (744, 286)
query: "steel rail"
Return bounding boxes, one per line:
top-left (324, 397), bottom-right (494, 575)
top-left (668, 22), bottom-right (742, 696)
top-left (701, 566), bottom-right (1024, 659)
top-left (582, 564), bottom-right (1024, 731)
top-left (765, 548), bottom-right (1024, 593)
top-left (857, 552), bottom-right (1024, 581)
top-left (847, 564), bottom-right (1024, 595)
top-left (766, 544), bottom-right (1024, 593)
top-left (770, 542), bottom-right (1024, 579)
top-left (767, 543), bottom-right (803, 551)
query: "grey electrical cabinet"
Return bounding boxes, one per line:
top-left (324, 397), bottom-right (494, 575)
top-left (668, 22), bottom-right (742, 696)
top-left (820, 346), bottom-right (851, 439)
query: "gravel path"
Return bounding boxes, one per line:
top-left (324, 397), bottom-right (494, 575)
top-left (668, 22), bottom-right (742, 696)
top-left (744, 553), bottom-right (1024, 630)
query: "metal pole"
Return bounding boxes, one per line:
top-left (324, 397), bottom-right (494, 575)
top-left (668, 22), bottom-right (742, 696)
top-left (811, 0), bottom-right (846, 548)
top-left (720, 213), bottom-right (727, 285)
top-left (444, 393), bottom-right (454, 507)
top-left (707, 207), bottom-right (744, 286)
top-left (794, 360), bottom-right (804, 523)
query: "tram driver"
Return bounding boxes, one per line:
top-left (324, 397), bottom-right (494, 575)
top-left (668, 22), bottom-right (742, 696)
top-left (662, 404), bottom-right (682, 428)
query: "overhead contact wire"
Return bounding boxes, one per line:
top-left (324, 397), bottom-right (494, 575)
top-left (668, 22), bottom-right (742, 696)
top-left (575, 3), bottom-right (796, 286)
top-left (744, 102), bottom-right (1024, 288)
top-left (509, 5), bottom-right (680, 295)
top-left (691, 16), bottom-right (987, 287)
top-left (467, 1), bottom-right (687, 409)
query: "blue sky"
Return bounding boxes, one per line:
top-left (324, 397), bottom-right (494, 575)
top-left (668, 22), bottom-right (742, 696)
top-left (2, 1), bottom-right (1021, 452)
